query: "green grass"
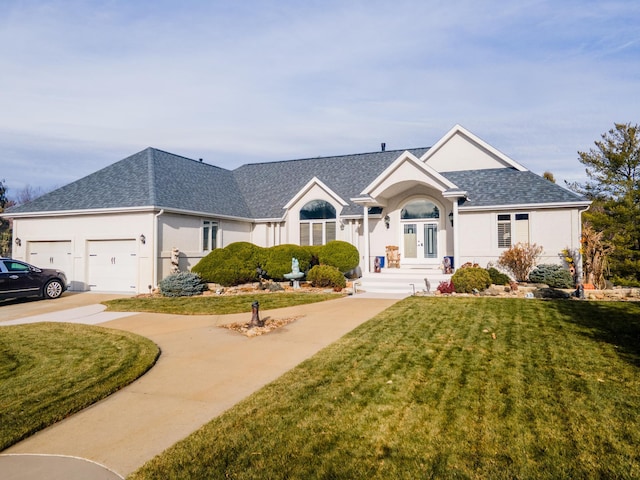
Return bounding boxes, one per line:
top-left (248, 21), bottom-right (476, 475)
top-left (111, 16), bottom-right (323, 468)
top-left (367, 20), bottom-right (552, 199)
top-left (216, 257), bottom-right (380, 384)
top-left (0, 322), bottom-right (159, 450)
top-left (104, 292), bottom-right (342, 315)
top-left (130, 298), bottom-right (640, 480)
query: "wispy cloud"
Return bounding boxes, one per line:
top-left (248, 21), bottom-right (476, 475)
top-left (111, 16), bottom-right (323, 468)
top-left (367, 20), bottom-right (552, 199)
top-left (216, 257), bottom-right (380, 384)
top-left (0, 0), bottom-right (638, 193)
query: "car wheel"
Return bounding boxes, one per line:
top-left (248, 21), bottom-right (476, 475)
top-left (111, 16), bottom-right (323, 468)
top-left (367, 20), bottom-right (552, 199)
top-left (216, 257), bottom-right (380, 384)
top-left (44, 280), bottom-right (63, 299)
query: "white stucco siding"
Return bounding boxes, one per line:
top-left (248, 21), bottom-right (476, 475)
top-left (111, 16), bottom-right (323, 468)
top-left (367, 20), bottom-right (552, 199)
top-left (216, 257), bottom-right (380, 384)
top-left (12, 212), bottom-right (154, 292)
top-left (156, 213), bottom-right (254, 278)
top-left (457, 207), bottom-right (583, 269)
top-left (426, 133), bottom-right (510, 172)
top-left (457, 211), bottom-right (495, 266)
top-left (530, 209), bottom-right (580, 264)
top-left (219, 220), bottom-right (252, 246)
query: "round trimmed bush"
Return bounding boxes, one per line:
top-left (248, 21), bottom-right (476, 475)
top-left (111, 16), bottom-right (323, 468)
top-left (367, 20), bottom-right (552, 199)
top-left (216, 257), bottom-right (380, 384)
top-left (262, 244), bottom-right (312, 281)
top-left (487, 267), bottom-right (511, 285)
top-left (306, 265), bottom-right (346, 289)
top-left (159, 272), bottom-right (208, 297)
top-left (318, 241), bottom-right (359, 273)
top-left (451, 267), bottom-right (491, 293)
top-left (192, 243), bottom-right (262, 286)
top-left (528, 264), bottom-right (574, 288)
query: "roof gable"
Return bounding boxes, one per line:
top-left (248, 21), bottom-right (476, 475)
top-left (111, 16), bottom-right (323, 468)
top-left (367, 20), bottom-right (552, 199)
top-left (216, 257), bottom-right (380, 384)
top-left (361, 151), bottom-right (458, 201)
top-left (422, 125), bottom-right (527, 172)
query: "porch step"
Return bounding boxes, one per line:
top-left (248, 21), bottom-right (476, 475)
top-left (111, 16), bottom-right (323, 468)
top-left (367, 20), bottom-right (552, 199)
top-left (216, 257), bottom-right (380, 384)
top-left (356, 268), bottom-right (452, 295)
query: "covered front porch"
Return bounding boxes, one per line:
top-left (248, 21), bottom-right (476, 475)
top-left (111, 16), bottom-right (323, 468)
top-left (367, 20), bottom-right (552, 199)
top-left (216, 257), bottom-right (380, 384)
top-left (350, 150), bottom-right (467, 287)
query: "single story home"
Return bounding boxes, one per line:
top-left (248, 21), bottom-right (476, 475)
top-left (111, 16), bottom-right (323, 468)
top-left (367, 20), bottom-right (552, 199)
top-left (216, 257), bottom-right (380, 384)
top-left (4, 125), bottom-right (590, 293)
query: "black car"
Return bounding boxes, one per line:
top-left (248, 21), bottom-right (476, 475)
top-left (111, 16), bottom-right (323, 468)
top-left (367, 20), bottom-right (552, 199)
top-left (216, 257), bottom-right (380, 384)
top-left (0, 258), bottom-right (68, 300)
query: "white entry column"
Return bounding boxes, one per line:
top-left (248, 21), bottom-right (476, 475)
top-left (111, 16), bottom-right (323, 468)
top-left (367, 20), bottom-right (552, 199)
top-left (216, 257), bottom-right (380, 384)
top-left (363, 206), bottom-right (370, 274)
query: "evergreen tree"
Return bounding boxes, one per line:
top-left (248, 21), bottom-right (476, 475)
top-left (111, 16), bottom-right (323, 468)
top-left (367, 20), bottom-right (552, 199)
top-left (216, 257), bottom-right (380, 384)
top-left (575, 123), bottom-right (640, 284)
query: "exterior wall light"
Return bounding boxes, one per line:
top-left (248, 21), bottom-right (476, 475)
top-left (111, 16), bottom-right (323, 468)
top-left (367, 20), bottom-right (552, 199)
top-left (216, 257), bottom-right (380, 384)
top-left (140, 234), bottom-right (146, 244)
top-left (15, 237), bottom-right (21, 246)
top-left (449, 212), bottom-right (454, 227)
top-left (384, 215), bottom-right (390, 229)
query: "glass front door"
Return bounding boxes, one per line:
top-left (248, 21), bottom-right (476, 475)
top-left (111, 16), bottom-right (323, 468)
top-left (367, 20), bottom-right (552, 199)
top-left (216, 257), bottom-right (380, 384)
top-left (403, 222), bottom-right (438, 263)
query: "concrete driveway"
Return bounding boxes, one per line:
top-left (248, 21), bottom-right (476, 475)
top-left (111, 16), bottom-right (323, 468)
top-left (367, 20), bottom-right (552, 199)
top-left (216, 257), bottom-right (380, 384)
top-left (0, 291), bottom-right (399, 479)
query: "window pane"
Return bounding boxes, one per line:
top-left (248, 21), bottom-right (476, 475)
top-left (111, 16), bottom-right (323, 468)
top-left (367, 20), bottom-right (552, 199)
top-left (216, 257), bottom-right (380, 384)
top-left (424, 224), bottom-right (438, 258)
top-left (203, 223), bottom-right (210, 251)
top-left (300, 223), bottom-right (310, 246)
top-left (401, 200), bottom-right (440, 219)
top-left (210, 223), bottom-right (218, 250)
top-left (312, 223), bottom-right (323, 246)
top-left (497, 214), bottom-right (511, 221)
top-left (300, 200), bottom-right (336, 220)
top-left (498, 222), bottom-right (511, 248)
top-left (326, 221), bottom-right (336, 242)
top-left (515, 214), bottom-right (529, 244)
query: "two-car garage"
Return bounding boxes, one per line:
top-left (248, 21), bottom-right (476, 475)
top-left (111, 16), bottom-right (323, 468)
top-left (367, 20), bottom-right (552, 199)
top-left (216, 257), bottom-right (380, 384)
top-left (27, 239), bottom-right (139, 293)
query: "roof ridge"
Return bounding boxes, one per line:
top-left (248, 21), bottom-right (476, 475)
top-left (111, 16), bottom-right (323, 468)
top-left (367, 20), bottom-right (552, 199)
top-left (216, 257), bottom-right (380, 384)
top-left (145, 146), bottom-right (231, 172)
top-left (146, 148), bottom-right (157, 204)
top-left (234, 147), bottom-right (431, 169)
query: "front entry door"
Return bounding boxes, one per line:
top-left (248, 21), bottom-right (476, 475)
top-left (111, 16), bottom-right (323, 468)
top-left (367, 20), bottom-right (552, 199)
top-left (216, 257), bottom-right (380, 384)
top-left (403, 222), bottom-right (438, 264)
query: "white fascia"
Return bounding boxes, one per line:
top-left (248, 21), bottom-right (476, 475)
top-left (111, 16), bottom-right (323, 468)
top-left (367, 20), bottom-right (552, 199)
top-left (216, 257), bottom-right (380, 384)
top-left (459, 200), bottom-right (592, 212)
top-left (360, 151), bottom-right (457, 196)
top-left (5, 206), bottom-right (257, 223)
top-left (4, 206), bottom-right (158, 218)
top-left (422, 124), bottom-right (528, 172)
top-left (283, 176), bottom-right (348, 210)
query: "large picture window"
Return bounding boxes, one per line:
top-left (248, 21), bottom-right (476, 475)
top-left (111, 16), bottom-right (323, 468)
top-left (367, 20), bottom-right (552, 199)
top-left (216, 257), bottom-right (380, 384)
top-left (203, 220), bottom-right (218, 251)
top-left (299, 200), bottom-right (336, 246)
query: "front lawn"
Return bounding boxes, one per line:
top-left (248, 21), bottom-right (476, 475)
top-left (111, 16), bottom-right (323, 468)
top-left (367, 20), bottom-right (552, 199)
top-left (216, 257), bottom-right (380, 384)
top-left (0, 323), bottom-right (159, 450)
top-left (103, 292), bottom-right (342, 315)
top-left (130, 297), bottom-right (640, 479)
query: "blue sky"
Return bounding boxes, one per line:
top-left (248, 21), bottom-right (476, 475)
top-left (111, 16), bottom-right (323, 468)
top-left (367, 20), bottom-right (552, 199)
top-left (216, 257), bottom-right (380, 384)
top-left (1, 0), bottom-right (639, 196)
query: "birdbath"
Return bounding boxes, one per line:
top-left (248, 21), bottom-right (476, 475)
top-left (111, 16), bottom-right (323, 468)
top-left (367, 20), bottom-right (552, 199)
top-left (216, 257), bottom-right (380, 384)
top-left (283, 257), bottom-right (304, 289)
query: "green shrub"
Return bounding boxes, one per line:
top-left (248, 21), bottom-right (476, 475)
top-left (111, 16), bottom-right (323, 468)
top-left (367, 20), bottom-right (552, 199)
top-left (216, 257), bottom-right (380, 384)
top-left (451, 267), bottom-right (491, 293)
top-left (305, 245), bottom-right (323, 267)
top-left (611, 276), bottom-right (640, 287)
top-left (159, 272), bottom-right (208, 297)
top-left (318, 241), bottom-right (360, 273)
top-left (262, 244), bottom-right (312, 281)
top-left (192, 244), bottom-right (260, 286)
top-left (487, 267), bottom-right (511, 285)
top-left (224, 242), bottom-right (266, 268)
top-left (528, 264), bottom-right (574, 288)
top-left (306, 265), bottom-right (346, 289)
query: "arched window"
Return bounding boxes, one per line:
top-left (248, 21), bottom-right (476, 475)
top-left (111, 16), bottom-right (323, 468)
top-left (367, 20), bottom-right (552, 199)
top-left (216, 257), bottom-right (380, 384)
top-left (401, 200), bottom-right (440, 220)
top-left (300, 200), bottom-right (336, 245)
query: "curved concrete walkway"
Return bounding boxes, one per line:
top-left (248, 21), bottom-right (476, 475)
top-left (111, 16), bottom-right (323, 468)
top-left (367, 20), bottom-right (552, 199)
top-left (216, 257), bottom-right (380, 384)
top-left (0, 293), bottom-right (399, 479)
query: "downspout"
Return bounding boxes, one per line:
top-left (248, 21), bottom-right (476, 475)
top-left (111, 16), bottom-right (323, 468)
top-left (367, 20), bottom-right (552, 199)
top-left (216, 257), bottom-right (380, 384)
top-left (153, 209), bottom-right (164, 289)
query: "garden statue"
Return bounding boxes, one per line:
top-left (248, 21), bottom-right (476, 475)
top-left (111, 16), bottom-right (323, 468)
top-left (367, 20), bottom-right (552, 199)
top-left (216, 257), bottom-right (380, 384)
top-left (284, 257), bottom-right (304, 289)
top-left (170, 247), bottom-right (180, 273)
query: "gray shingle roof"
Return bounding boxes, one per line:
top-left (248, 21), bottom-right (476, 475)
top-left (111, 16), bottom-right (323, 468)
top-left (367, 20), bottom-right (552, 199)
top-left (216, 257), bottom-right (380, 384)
top-left (7, 148), bottom-right (587, 219)
top-left (233, 148), bottom-right (430, 218)
top-left (441, 168), bottom-right (588, 208)
top-left (8, 148), bottom-right (251, 217)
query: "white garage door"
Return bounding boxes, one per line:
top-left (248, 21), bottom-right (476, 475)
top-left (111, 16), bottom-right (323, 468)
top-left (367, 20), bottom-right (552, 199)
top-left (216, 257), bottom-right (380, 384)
top-left (27, 241), bottom-right (73, 278)
top-left (88, 240), bottom-right (138, 293)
